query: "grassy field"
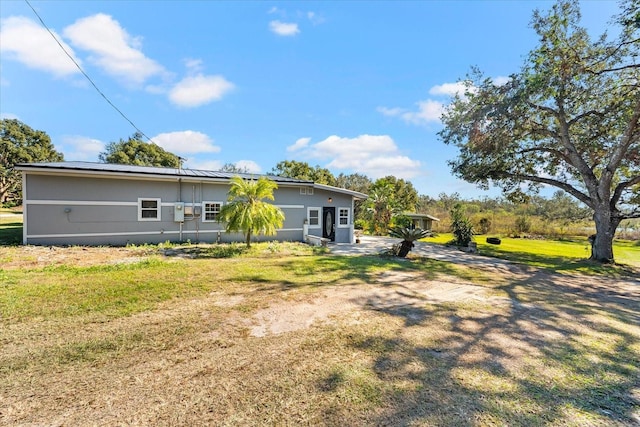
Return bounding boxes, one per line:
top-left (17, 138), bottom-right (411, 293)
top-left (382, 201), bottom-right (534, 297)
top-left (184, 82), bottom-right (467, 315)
top-left (426, 233), bottom-right (640, 270)
top-left (1, 239), bottom-right (639, 426)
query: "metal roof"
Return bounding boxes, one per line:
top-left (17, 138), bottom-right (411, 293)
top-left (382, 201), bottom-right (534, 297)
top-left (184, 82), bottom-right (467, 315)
top-left (17, 161), bottom-right (368, 199)
top-left (403, 212), bottom-right (441, 221)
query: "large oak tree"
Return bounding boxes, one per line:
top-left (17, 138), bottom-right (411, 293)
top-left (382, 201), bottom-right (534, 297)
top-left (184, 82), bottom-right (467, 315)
top-left (1, 119), bottom-right (63, 204)
top-left (99, 132), bottom-right (181, 168)
top-left (439, 0), bottom-right (639, 263)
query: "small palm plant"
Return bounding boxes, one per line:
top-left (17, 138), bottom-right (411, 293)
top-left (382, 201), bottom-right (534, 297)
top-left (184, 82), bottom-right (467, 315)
top-left (388, 226), bottom-right (431, 257)
top-left (218, 176), bottom-right (285, 248)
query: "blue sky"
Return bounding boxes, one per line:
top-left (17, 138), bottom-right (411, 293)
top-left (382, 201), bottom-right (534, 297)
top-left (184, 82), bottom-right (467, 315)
top-left (0, 0), bottom-right (620, 197)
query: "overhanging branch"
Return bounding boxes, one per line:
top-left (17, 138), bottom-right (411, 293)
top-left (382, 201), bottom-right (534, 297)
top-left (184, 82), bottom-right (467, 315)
top-left (502, 172), bottom-right (593, 207)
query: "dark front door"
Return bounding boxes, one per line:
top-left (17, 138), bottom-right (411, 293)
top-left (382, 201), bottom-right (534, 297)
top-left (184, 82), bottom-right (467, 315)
top-left (323, 207), bottom-right (336, 241)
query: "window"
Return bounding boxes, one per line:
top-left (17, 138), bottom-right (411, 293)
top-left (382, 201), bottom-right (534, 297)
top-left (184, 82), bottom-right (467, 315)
top-left (300, 187), bottom-right (314, 195)
top-left (138, 198), bottom-right (161, 221)
top-left (307, 207), bottom-right (320, 228)
top-left (338, 207), bottom-right (350, 227)
top-left (203, 201), bottom-right (222, 222)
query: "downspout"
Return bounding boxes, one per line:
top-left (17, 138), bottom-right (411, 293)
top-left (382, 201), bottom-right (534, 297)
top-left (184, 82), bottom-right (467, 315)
top-left (178, 177), bottom-right (183, 242)
top-left (22, 171), bottom-right (27, 245)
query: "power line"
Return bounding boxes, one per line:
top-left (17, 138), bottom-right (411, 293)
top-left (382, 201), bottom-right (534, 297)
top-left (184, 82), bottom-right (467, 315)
top-left (23, 0), bottom-right (158, 145)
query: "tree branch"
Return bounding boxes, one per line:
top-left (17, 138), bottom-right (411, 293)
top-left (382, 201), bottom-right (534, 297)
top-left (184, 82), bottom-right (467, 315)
top-left (502, 172), bottom-right (593, 207)
top-left (611, 175), bottom-right (640, 208)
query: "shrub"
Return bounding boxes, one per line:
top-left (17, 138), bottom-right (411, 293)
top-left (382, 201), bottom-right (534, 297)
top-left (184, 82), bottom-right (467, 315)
top-left (450, 204), bottom-right (475, 246)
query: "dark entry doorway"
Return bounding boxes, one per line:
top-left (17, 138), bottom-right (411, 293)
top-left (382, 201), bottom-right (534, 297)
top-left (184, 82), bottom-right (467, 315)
top-left (322, 207), bottom-right (336, 241)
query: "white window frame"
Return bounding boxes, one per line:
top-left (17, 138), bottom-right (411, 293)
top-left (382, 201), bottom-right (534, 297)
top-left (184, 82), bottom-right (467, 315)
top-left (307, 207), bottom-right (320, 228)
top-left (300, 187), bottom-right (314, 195)
top-left (338, 207), bottom-right (350, 227)
top-left (202, 201), bottom-right (223, 222)
top-left (138, 198), bottom-right (161, 221)
top-left (307, 187), bottom-right (314, 195)
top-left (300, 187), bottom-right (307, 195)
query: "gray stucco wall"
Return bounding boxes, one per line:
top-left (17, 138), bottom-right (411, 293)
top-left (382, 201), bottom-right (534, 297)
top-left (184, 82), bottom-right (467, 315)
top-left (23, 173), bottom-right (356, 246)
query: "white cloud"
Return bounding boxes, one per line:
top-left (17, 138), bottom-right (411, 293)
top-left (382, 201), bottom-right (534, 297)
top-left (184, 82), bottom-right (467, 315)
top-left (185, 159), bottom-right (223, 171)
top-left (59, 135), bottom-right (104, 161)
top-left (269, 20), bottom-right (300, 36)
top-left (379, 100), bottom-right (443, 125)
top-left (377, 106), bottom-right (405, 117)
top-left (63, 13), bottom-right (165, 85)
top-left (169, 74), bottom-right (234, 108)
top-left (492, 75), bottom-right (510, 86)
top-left (293, 134), bottom-right (422, 179)
top-left (401, 100), bottom-right (444, 125)
top-left (184, 58), bottom-right (204, 73)
top-left (0, 112), bottom-right (19, 120)
top-left (287, 137), bottom-right (311, 152)
top-left (429, 82), bottom-right (471, 97)
top-left (235, 160), bottom-right (262, 173)
top-left (0, 16), bottom-right (81, 77)
top-left (307, 12), bottom-right (325, 25)
top-left (151, 130), bottom-right (221, 154)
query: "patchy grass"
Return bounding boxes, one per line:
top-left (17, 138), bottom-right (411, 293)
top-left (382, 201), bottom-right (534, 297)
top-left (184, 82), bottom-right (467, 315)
top-left (1, 242), bottom-right (638, 426)
top-left (426, 233), bottom-right (640, 271)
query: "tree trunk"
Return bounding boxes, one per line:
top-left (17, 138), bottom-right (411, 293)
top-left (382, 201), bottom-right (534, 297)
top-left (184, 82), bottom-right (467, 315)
top-left (397, 241), bottom-right (414, 258)
top-left (591, 207), bottom-right (620, 263)
top-left (245, 230), bottom-right (252, 248)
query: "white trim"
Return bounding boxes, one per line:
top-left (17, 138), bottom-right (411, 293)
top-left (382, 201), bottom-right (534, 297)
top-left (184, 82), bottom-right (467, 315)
top-left (275, 204), bottom-right (304, 209)
top-left (337, 207), bottom-right (350, 228)
top-left (26, 227), bottom-right (305, 240)
top-left (26, 200), bottom-right (137, 206)
top-left (202, 201), bottom-right (223, 222)
top-left (307, 207), bottom-right (321, 229)
top-left (22, 171), bottom-right (28, 245)
top-left (138, 198), bottom-right (161, 221)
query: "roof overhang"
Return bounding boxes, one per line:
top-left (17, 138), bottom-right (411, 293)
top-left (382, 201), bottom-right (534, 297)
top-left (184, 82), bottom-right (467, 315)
top-left (403, 212), bottom-right (440, 221)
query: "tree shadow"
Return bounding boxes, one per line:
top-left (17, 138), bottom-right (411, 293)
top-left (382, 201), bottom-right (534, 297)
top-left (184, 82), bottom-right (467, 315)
top-left (317, 266), bottom-right (640, 425)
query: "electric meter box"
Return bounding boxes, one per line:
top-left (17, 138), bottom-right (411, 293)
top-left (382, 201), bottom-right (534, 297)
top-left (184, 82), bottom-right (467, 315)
top-left (174, 202), bottom-right (185, 222)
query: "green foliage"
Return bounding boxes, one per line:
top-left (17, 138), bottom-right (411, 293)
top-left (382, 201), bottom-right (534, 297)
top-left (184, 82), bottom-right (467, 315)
top-left (438, 0), bottom-right (640, 262)
top-left (364, 176), bottom-right (419, 234)
top-left (220, 163), bottom-right (250, 173)
top-left (388, 226), bottom-right (431, 257)
top-left (218, 176), bottom-right (285, 247)
top-left (270, 160), bottom-right (337, 186)
top-left (99, 133), bottom-right (181, 167)
top-left (477, 217), bottom-right (492, 234)
top-left (514, 216), bottom-right (532, 235)
top-left (0, 119), bottom-right (64, 204)
top-left (450, 203), bottom-right (474, 246)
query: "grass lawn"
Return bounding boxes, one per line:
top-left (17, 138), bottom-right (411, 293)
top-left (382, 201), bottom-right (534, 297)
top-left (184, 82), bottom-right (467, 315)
top-left (426, 233), bottom-right (640, 271)
top-left (0, 206), bottom-right (22, 245)
top-left (1, 241), bottom-right (638, 426)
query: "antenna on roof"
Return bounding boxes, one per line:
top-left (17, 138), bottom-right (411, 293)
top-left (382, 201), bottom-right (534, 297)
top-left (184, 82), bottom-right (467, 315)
top-left (177, 156), bottom-right (186, 169)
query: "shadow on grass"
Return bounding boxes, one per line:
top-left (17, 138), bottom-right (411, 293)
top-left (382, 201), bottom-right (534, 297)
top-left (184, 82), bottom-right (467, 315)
top-left (0, 223), bottom-right (22, 245)
top-left (322, 266), bottom-right (640, 425)
top-left (478, 245), bottom-right (639, 277)
top-left (237, 255), bottom-right (472, 292)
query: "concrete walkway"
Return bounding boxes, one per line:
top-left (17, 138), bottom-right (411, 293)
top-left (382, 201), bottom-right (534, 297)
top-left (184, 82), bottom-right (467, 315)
top-left (328, 235), bottom-right (521, 270)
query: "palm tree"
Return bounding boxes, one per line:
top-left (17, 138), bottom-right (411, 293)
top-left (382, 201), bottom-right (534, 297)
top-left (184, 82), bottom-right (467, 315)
top-left (218, 176), bottom-right (285, 248)
top-left (388, 226), bottom-right (432, 257)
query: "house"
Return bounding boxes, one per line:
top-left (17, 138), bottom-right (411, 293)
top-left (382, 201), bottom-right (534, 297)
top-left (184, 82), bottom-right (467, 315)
top-left (16, 162), bottom-right (367, 246)
top-left (403, 213), bottom-right (440, 231)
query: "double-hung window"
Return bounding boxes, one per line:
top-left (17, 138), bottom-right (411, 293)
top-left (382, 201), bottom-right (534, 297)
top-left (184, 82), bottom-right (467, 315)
top-left (138, 198), bottom-right (161, 221)
top-left (203, 201), bottom-right (222, 222)
top-left (338, 207), bottom-right (350, 227)
top-left (307, 207), bottom-right (320, 228)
